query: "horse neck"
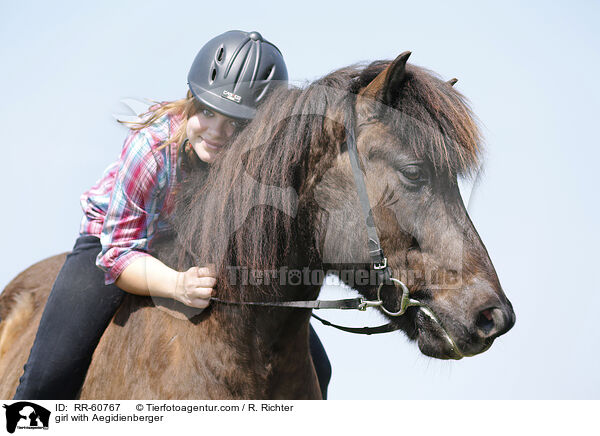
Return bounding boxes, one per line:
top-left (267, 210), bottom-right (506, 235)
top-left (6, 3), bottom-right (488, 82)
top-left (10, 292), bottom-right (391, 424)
top-left (214, 225), bottom-right (322, 339)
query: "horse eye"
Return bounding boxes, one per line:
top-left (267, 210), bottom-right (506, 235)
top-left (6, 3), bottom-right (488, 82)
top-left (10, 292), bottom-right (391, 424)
top-left (401, 166), bottom-right (424, 181)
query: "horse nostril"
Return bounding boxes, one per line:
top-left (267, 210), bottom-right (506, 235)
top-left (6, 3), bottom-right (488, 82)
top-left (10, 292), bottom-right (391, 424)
top-left (476, 309), bottom-right (496, 336)
top-left (475, 307), bottom-right (509, 339)
top-left (475, 306), bottom-right (516, 339)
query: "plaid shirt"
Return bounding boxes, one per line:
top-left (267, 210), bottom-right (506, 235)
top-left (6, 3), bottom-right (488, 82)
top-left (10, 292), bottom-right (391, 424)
top-left (80, 111), bottom-right (182, 284)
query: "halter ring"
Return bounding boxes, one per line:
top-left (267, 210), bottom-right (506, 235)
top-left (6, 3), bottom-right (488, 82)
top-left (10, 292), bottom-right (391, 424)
top-left (376, 277), bottom-right (422, 316)
top-left (376, 277), bottom-right (463, 357)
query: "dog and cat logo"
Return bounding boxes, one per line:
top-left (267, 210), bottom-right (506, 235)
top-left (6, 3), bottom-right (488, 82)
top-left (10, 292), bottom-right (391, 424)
top-left (2, 402), bottom-right (50, 433)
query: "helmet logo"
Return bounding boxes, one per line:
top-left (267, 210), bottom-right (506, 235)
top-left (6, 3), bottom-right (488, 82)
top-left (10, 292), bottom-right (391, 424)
top-left (222, 90), bottom-right (242, 104)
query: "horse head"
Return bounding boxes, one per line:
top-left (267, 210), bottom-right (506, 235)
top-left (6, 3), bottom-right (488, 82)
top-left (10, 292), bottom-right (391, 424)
top-left (309, 52), bottom-right (515, 359)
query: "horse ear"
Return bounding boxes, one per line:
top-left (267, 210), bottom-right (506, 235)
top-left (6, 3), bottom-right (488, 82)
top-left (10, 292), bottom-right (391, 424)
top-left (447, 78), bottom-right (458, 86)
top-left (361, 51), bottom-right (411, 107)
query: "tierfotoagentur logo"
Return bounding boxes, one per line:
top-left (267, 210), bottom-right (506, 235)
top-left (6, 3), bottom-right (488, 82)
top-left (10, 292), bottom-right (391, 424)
top-left (2, 402), bottom-right (50, 434)
top-left (225, 265), bottom-right (461, 289)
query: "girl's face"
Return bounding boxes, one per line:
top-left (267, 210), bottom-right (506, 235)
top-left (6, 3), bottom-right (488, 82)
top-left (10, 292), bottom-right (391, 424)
top-left (186, 104), bottom-right (244, 163)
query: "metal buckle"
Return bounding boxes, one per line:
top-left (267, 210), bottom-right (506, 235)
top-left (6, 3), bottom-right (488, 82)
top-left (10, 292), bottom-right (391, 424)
top-left (373, 257), bottom-right (387, 270)
top-left (357, 299), bottom-right (383, 311)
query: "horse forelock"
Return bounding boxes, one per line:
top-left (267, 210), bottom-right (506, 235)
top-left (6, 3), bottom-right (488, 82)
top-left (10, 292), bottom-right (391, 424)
top-left (356, 61), bottom-right (483, 178)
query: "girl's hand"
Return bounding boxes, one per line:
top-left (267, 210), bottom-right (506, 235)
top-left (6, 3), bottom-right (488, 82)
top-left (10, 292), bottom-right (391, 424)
top-left (175, 266), bottom-right (216, 308)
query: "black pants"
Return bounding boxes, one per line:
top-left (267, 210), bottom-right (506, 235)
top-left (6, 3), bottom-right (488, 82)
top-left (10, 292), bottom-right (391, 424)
top-left (14, 236), bottom-right (331, 399)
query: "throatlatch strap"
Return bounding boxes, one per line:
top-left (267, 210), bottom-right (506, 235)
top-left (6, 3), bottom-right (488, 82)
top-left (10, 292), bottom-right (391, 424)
top-left (344, 103), bottom-right (393, 284)
top-left (345, 115), bottom-right (384, 263)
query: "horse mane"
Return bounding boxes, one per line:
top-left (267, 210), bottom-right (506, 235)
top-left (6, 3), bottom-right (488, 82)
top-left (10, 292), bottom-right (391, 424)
top-left (158, 60), bottom-right (482, 302)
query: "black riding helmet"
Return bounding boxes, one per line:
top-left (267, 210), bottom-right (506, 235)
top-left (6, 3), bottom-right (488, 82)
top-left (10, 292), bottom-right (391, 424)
top-left (187, 30), bottom-right (288, 120)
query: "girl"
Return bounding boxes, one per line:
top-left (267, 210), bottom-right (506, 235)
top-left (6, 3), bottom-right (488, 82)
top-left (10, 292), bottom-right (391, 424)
top-left (14, 30), bottom-right (331, 400)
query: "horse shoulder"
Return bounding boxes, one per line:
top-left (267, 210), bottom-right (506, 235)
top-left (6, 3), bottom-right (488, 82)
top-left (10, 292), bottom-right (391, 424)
top-left (81, 296), bottom-right (227, 399)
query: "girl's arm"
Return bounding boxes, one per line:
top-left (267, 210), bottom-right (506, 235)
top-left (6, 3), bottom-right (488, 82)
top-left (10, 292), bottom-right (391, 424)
top-left (115, 256), bottom-right (216, 309)
top-left (96, 123), bottom-right (215, 309)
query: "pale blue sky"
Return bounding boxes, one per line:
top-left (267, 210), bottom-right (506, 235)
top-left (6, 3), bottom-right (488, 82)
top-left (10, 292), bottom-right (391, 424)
top-left (1, 0), bottom-right (598, 399)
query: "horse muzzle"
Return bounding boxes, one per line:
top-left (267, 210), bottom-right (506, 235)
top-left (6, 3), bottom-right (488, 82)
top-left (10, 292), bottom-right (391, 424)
top-left (379, 275), bottom-right (516, 360)
top-left (412, 290), bottom-right (515, 360)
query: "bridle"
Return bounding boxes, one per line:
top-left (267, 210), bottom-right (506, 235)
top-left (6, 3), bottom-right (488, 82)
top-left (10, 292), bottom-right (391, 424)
top-left (210, 95), bottom-right (461, 355)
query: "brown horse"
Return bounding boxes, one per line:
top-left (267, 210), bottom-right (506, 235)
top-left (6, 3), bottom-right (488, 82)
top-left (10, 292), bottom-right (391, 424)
top-left (0, 52), bottom-right (515, 399)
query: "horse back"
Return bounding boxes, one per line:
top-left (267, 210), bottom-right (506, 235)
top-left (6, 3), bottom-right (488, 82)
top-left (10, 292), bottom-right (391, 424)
top-left (0, 253), bottom-right (67, 399)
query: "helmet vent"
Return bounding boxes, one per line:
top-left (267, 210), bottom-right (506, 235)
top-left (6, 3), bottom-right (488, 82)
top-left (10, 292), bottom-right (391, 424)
top-left (262, 65), bottom-right (274, 81)
top-left (211, 68), bottom-right (217, 82)
top-left (216, 47), bottom-right (224, 62)
top-left (261, 65), bottom-right (276, 83)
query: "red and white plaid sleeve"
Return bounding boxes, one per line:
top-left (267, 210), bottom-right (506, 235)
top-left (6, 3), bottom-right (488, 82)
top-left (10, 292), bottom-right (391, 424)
top-left (96, 128), bottom-right (163, 284)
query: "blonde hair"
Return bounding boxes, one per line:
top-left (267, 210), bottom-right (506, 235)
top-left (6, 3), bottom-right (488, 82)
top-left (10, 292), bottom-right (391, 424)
top-left (118, 90), bottom-right (197, 151)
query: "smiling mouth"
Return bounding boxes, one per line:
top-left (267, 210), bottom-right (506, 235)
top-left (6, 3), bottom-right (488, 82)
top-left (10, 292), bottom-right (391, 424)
top-left (201, 137), bottom-right (225, 150)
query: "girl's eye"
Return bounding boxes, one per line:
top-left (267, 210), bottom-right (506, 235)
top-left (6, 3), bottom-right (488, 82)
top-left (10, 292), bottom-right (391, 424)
top-left (202, 109), bottom-right (214, 117)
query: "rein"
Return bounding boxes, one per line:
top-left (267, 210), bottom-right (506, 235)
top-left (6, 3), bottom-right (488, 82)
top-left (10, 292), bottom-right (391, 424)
top-left (210, 94), bottom-right (462, 356)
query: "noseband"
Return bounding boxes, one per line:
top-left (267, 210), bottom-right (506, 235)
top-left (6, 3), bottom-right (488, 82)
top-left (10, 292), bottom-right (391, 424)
top-left (211, 95), bottom-right (461, 356)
